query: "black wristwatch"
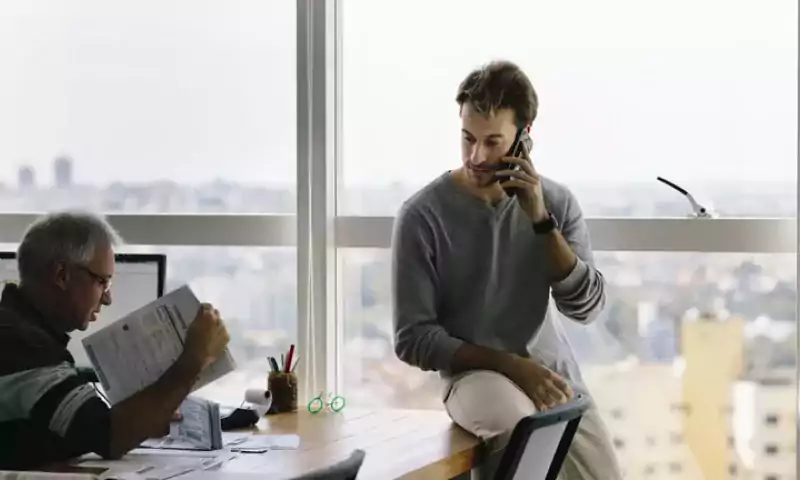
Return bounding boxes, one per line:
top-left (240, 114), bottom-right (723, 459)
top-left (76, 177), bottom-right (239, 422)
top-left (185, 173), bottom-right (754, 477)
top-left (532, 212), bottom-right (559, 234)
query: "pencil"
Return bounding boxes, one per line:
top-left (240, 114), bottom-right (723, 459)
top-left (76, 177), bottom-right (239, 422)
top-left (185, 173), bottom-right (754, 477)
top-left (285, 344), bottom-right (295, 372)
top-left (268, 356), bottom-right (279, 372)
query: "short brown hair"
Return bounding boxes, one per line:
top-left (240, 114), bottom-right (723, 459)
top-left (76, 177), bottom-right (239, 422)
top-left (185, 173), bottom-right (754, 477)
top-left (455, 60), bottom-right (539, 127)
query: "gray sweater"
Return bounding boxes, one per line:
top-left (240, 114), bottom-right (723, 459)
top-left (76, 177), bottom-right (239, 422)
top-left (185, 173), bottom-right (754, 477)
top-left (391, 172), bottom-right (606, 398)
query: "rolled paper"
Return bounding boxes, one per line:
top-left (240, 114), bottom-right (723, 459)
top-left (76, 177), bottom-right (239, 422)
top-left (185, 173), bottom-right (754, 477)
top-left (244, 388), bottom-right (273, 416)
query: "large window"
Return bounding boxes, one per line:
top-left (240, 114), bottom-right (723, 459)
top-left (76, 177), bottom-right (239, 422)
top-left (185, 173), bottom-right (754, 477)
top-left (1, 0), bottom-right (298, 406)
top-left (339, 0), bottom-right (797, 218)
top-left (0, 0), bottom-right (296, 214)
top-left (1, 2), bottom-right (796, 479)
top-left (336, 3), bottom-right (798, 473)
top-left (339, 250), bottom-right (797, 478)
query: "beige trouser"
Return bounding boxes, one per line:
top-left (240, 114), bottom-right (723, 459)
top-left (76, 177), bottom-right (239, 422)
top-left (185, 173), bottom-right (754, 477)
top-left (445, 370), bottom-right (623, 480)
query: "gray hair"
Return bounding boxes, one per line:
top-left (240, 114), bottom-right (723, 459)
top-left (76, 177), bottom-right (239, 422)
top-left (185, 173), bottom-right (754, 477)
top-left (17, 210), bottom-right (122, 285)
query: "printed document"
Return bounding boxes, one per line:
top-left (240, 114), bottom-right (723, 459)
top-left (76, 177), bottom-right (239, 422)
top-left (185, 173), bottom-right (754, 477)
top-left (82, 285), bottom-right (236, 405)
top-left (77, 449), bottom-right (232, 480)
top-left (140, 396), bottom-right (223, 451)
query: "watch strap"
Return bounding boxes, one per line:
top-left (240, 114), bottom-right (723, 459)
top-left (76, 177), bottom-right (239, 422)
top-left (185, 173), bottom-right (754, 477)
top-left (532, 213), bottom-right (558, 234)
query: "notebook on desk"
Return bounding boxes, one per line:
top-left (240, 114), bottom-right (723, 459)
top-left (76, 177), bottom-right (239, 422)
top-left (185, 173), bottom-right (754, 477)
top-left (140, 396), bottom-right (223, 451)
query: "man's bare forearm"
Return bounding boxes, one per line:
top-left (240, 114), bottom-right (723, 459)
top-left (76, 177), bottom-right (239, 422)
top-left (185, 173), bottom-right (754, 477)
top-left (451, 342), bottom-right (521, 377)
top-left (541, 229), bottom-right (578, 282)
top-left (107, 355), bottom-right (203, 458)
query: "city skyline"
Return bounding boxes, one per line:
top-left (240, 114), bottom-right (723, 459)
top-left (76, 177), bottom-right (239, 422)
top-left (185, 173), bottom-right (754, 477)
top-left (5, 153), bottom-right (799, 190)
top-left (1, 0), bottom-right (796, 187)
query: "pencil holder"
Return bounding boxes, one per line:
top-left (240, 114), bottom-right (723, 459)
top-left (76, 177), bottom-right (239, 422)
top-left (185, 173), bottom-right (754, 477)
top-left (267, 371), bottom-right (298, 414)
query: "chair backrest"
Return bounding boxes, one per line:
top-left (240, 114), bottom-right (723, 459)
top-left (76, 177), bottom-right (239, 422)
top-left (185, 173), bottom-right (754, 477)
top-left (493, 394), bottom-right (589, 480)
top-left (291, 449), bottom-right (366, 480)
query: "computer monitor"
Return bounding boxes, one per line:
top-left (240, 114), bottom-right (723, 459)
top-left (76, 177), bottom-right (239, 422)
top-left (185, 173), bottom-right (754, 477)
top-left (0, 252), bottom-right (166, 366)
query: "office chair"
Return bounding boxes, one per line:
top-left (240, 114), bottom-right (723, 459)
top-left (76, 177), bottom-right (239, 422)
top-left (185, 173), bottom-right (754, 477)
top-left (493, 394), bottom-right (589, 480)
top-left (290, 449), bottom-right (366, 480)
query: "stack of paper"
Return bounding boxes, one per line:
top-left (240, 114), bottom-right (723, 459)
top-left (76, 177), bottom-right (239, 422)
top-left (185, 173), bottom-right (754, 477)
top-left (141, 397), bottom-right (222, 451)
top-left (81, 285), bottom-right (236, 405)
top-left (0, 473), bottom-right (99, 479)
top-left (222, 433), bottom-right (300, 453)
top-left (77, 450), bottom-right (233, 480)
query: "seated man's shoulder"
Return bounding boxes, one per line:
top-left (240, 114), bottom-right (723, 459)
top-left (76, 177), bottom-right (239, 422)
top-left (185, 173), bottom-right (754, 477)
top-left (0, 307), bottom-right (67, 375)
top-left (541, 176), bottom-right (581, 220)
top-left (397, 172), bottom-right (454, 220)
top-left (541, 175), bottom-right (576, 203)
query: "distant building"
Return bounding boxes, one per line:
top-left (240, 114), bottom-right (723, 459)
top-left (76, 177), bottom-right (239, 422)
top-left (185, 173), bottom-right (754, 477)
top-left (637, 301), bottom-right (678, 362)
top-left (17, 165), bottom-right (35, 189)
top-left (583, 362), bottom-right (705, 479)
top-left (681, 311), bottom-right (745, 480)
top-left (731, 368), bottom-right (796, 480)
top-left (54, 155), bottom-right (73, 188)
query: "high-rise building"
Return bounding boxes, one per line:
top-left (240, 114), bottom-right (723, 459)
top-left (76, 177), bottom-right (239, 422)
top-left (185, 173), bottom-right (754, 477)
top-left (17, 165), bottom-right (35, 189)
top-left (54, 155), bottom-right (73, 188)
top-left (731, 369), bottom-right (796, 479)
top-left (583, 362), bottom-right (705, 479)
top-left (587, 311), bottom-right (793, 479)
top-left (681, 311), bottom-right (745, 480)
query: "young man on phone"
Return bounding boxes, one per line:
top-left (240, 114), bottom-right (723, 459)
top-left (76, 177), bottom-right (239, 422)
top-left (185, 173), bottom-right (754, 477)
top-left (391, 60), bottom-right (622, 479)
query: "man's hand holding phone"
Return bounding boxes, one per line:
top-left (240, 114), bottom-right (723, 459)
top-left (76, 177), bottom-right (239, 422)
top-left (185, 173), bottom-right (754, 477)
top-left (495, 135), bottom-right (549, 223)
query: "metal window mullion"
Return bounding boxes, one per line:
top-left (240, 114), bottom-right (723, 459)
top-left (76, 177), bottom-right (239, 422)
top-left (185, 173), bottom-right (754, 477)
top-left (316, 0), bottom-right (339, 399)
top-left (330, 0), bottom-right (345, 396)
top-left (0, 213), bottom-right (296, 246)
top-left (0, 214), bottom-right (794, 253)
top-left (295, 0), bottom-right (315, 401)
top-left (795, 101), bottom-right (799, 479)
top-left (296, 0), bottom-right (337, 403)
top-left (334, 217), bottom-right (798, 253)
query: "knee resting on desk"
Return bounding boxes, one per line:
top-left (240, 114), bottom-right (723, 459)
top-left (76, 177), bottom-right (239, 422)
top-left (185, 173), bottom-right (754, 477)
top-left (444, 370), bottom-right (623, 480)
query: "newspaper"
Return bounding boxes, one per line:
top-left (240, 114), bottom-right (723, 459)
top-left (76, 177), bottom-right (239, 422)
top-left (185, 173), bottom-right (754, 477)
top-left (82, 285), bottom-right (236, 405)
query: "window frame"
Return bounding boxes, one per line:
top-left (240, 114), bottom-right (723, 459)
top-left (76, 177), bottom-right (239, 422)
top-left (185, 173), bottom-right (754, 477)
top-left (0, 0), bottom-right (795, 451)
top-left (0, 214), bottom-right (794, 253)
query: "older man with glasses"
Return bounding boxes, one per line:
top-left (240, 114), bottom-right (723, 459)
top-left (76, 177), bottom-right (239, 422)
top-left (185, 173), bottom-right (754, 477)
top-left (0, 210), bottom-right (230, 470)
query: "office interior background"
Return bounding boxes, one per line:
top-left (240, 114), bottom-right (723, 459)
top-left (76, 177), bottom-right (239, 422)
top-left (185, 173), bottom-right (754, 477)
top-left (0, 0), bottom-right (797, 478)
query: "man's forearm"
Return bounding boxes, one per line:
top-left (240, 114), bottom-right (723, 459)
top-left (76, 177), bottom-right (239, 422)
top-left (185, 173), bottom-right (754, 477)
top-left (451, 342), bottom-right (520, 377)
top-left (107, 355), bottom-right (203, 458)
top-left (541, 229), bottom-right (577, 282)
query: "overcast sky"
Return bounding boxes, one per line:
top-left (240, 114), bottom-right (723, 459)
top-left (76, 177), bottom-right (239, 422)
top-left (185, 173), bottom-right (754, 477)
top-left (0, 0), bottom-right (796, 187)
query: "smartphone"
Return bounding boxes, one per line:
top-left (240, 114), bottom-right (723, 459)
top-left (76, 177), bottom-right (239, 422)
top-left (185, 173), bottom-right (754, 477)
top-left (495, 128), bottom-right (533, 196)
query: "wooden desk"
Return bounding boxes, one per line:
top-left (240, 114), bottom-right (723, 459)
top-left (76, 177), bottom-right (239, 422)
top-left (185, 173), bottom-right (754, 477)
top-left (56, 408), bottom-right (481, 479)
top-left (220, 408), bottom-right (482, 479)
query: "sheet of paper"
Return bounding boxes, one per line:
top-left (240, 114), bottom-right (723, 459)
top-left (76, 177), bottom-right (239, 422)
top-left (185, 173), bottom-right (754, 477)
top-left (222, 432), bottom-right (300, 451)
top-left (103, 464), bottom-right (197, 480)
top-left (82, 285), bottom-right (236, 405)
top-left (139, 437), bottom-right (200, 452)
top-left (77, 451), bottom-right (235, 480)
top-left (0, 473), bottom-right (99, 480)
